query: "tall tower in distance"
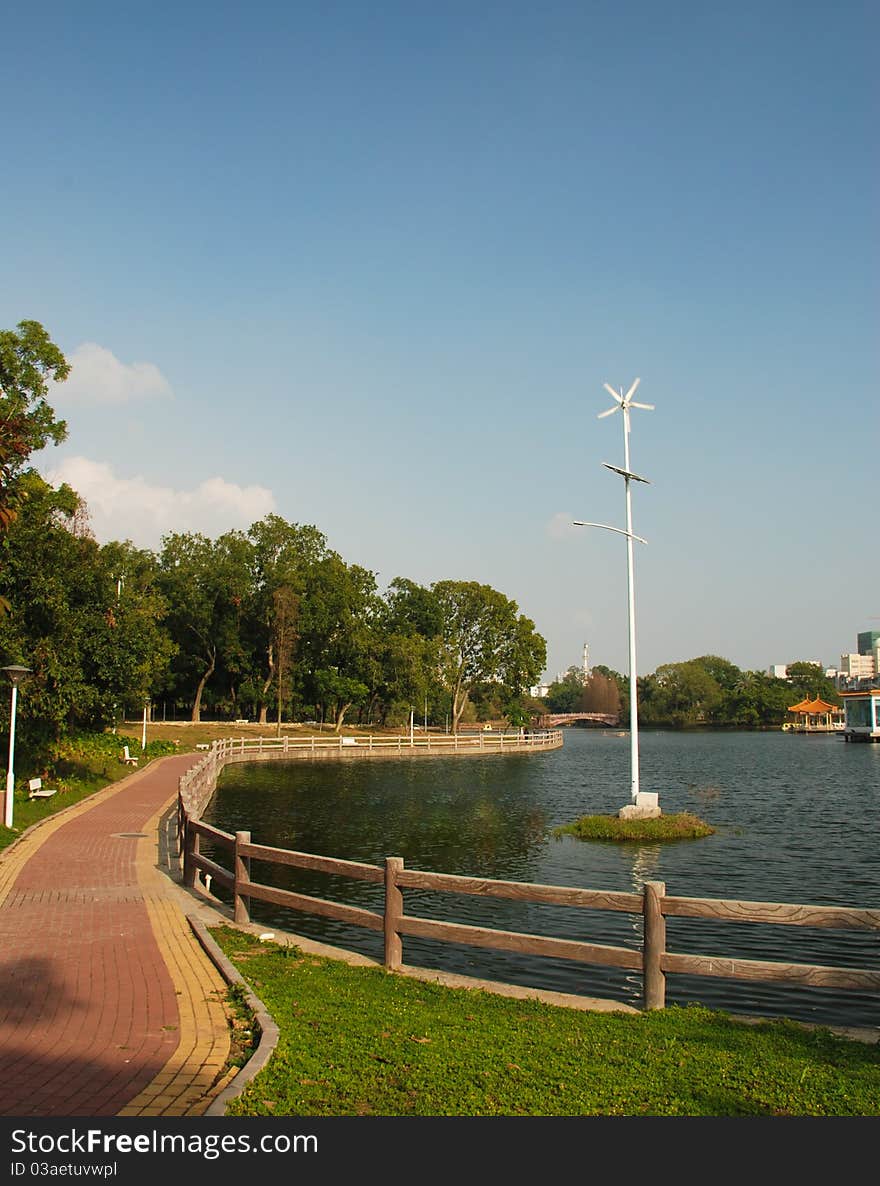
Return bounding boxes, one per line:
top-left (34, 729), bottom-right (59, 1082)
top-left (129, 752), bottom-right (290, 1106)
top-left (583, 642), bottom-right (591, 682)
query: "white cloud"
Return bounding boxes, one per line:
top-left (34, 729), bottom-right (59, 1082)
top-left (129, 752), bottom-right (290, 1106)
top-left (45, 457), bottom-right (276, 547)
top-left (51, 343), bottom-right (173, 405)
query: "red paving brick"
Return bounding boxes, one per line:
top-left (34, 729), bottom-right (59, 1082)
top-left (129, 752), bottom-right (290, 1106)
top-left (0, 754), bottom-right (208, 1117)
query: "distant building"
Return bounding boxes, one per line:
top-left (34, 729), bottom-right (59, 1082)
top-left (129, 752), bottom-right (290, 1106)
top-left (857, 630), bottom-right (880, 656)
top-left (837, 628), bottom-right (880, 689)
top-left (840, 652), bottom-right (877, 681)
top-left (530, 683), bottom-right (552, 699)
top-left (768, 664), bottom-right (789, 679)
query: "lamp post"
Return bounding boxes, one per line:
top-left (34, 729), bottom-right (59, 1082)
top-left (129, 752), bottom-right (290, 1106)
top-left (3, 665), bottom-right (32, 829)
top-left (141, 698), bottom-right (149, 752)
top-left (574, 378), bottom-right (658, 815)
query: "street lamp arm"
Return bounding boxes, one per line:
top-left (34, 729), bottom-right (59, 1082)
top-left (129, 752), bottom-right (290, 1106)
top-left (572, 521), bottom-right (648, 545)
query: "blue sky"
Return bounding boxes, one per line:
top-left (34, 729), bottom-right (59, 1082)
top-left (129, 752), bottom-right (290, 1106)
top-left (4, 1), bottom-right (877, 679)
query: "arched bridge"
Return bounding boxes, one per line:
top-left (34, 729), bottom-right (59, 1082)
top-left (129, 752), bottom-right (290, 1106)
top-left (538, 712), bottom-right (620, 728)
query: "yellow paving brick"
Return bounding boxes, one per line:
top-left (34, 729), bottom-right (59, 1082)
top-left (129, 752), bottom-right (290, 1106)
top-left (120, 789), bottom-right (232, 1117)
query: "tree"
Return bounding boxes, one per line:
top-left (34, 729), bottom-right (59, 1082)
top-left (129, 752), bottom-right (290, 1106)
top-left (0, 321), bottom-right (69, 506)
top-left (0, 476), bottom-right (172, 753)
top-left (691, 655), bottom-right (743, 692)
top-left (785, 661), bottom-right (838, 702)
top-left (297, 557), bottom-right (380, 730)
top-left (581, 671), bottom-right (621, 716)
top-left (247, 515), bottom-right (329, 723)
top-left (157, 531), bottom-right (251, 721)
top-left (592, 664), bottom-right (629, 717)
top-left (640, 661), bottom-right (722, 726)
top-left (0, 320), bottom-right (70, 616)
top-left (545, 668), bottom-right (585, 713)
top-left (431, 580), bottom-right (546, 734)
top-left (271, 585), bottom-right (299, 735)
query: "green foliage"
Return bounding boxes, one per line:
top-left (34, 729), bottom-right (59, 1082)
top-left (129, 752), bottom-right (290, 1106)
top-left (211, 927), bottom-right (880, 1116)
top-left (545, 667), bottom-right (585, 713)
top-left (0, 729), bottom-right (177, 852)
top-left (431, 580), bottom-right (546, 733)
top-left (640, 661), bottom-right (723, 727)
top-left (0, 477), bottom-right (172, 748)
top-left (553, 812), bottom-right (715, 842)
top-left (628, 656), bottom-right (841, 729)
top-left (0, 320), bottom-right (69, 495)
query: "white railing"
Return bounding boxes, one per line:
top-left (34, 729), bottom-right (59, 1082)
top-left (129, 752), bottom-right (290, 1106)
top-left (214, 728), bottom-right (561, 758)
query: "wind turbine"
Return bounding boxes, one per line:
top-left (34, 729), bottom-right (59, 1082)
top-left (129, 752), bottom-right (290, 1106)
top-left (574, 378), bottom-right (658, 813)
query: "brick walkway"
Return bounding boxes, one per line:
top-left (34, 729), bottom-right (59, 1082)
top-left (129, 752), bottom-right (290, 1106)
top-left (0, 754), bottom-right (233, 1117)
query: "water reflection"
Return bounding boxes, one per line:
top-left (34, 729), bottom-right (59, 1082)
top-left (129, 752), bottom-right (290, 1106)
top-left (203, 729), bottom-right (879, 1029)
top-left (619, 844), bottom-right (662, 892)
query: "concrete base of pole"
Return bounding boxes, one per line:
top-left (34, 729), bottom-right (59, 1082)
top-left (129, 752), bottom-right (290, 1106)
top-left (619, 792), bottom-right (661, 820)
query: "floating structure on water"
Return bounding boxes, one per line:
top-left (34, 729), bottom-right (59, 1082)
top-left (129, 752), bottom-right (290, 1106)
top-left (783, 697), bottom-right (845, 734)
top-left (839, 689), bottom-right (880, 742)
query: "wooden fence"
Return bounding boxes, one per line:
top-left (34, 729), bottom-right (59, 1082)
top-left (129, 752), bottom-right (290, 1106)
top-left (180, 814), bottom-right (880, 1012)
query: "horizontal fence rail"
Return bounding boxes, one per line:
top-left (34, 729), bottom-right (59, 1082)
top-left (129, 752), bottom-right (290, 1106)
top-left (177, 791), bottom-right (880, 1013)
top-left (209, 730), bottom-right (563, 758)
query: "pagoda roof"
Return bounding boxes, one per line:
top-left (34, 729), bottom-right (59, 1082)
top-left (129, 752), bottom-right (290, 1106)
top-left (787, 697), bottom-right (838, 713)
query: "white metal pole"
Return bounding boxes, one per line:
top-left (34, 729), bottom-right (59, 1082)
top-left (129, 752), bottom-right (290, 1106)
top-left (4, 683), bottom-right (18, 829)
top-left (142, 702), bottom-right (148, 751)
top-left (409, 708), bottom-right (414, 747)
top-left (622, 408), bottom-right (640, 803)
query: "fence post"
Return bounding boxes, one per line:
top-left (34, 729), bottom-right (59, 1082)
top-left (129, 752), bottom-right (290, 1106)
top-left (183, 818), bottom-right (199, 888)
top-left (643, 880), bottom-right (667, 1010)
top-left (176, 797), bottom-right (185, 859)
top-left (384, 857), bottom-right (404, 971)
top-left (234, 830), bottom-right (252, 925)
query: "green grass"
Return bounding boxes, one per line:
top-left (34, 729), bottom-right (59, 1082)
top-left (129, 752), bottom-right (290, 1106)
top-left (0, 731), bottom-right (178, 852)
top-left (554, 811), bottom-right (715, 843)
top-left (210, 926), bottom-right (880, 1116)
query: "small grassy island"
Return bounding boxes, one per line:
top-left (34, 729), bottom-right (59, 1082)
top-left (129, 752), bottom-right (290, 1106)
top-left (554, 811), bottom-right (715, 843)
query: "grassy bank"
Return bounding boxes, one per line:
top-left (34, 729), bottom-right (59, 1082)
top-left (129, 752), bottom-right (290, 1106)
top-left (211, 927), bottom-right (880, 1117)
top-left (127, 719), bottom-right (391, 752)
top-left (0, 731), bottom-right (177, 852)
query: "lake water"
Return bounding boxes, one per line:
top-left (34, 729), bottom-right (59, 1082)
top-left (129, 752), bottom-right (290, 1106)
top-left (203, 728), bottom-right (879, 1031)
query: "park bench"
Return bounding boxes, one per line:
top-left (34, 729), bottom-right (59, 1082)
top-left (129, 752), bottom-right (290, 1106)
top-left (120, 745), bottom-right (138, 766)
top-left (28, 777), bottom-right (57, 801)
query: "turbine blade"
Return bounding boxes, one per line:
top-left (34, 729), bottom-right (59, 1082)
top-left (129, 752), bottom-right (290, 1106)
top-left (624, 377), bottom-right (641, 402)
top-left (631, 401), bottom-right (655, 411)
top-left (602, 382), bottom-right (623, 403)
top-left (597, 406), bottom-right (619, 419)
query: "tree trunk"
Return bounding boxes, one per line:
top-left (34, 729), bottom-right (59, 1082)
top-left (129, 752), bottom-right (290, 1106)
top-left (191, 651), bottom-right (216, 723)
top-left (334, 702), bottom-right (353, 732)
top-left (451, 680), bottom-right (468, 735)
top-left (455, 687), bottom-right (469, 730)
top-left (258, 642), bottom-right (275, 726)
